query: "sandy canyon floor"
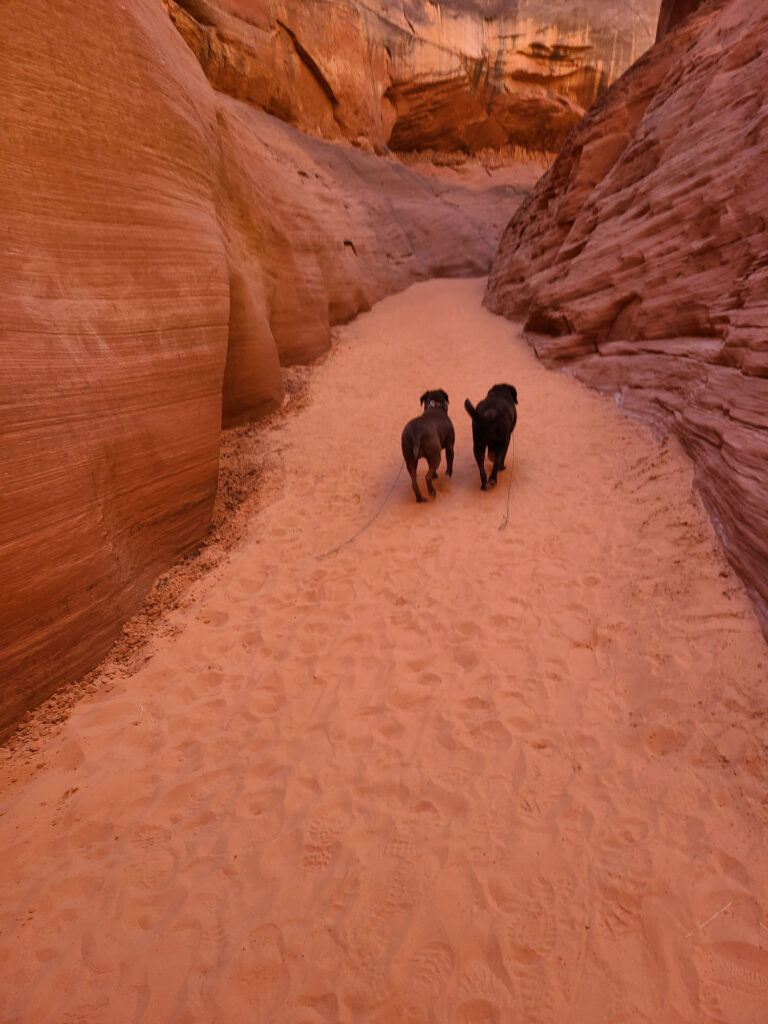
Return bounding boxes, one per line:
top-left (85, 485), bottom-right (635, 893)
top-left (1, 278), bottom-right (767, 1023)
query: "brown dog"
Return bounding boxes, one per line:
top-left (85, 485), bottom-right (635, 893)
top-left (401, 389), bottom-right (455, 502)
top-left (464, 383), bottom-right (518, 489)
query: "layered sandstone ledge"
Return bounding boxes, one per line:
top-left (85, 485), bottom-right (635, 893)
top-left (486, 0), bottom-right (768, 634)
top-left (163, 0), bottom-right (661, 155)
top-left (0, 0), bottom-right (528, 738)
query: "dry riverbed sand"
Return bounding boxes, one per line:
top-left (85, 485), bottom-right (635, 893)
top-left (1, 278), bottom-right (767, 1023)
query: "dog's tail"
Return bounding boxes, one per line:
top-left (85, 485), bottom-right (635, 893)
top-left (464, 398), bottom-right (480, 422)
top-left (401, 432), bottom-right (420, 469)
top-left (464, 399), bottom-right (497, 423)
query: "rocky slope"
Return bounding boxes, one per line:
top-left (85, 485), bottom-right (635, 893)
top-left (0, 0), bottom-right (526, 738)
top-left (486, 0), bottom-right (768, 634)
top-left (655, 0), bottom-right (707, 40)
top-left (164, 0), bottom-right (661, 154)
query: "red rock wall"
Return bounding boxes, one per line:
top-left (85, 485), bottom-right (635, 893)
top-left (655, 0), bottom-right (708, 40)
top-left (485, 0), bottom-right (768, 635)
top-left (164, 0), bottom-right (662, 154)
top-left (1, 0), bottom-right (229, 737)
top-left (0, 0), bottom-right (519, 738)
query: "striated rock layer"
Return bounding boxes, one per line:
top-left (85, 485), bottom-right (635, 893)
top-left (0, 0), bottom-right (523, 738)
top-left (486, 0), bottom-right (768, 635)
top-left (655, 0), bottom-right (708, 40)
top-left (164, 0), bottom-right (661, 154)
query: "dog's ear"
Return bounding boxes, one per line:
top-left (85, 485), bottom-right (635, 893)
top-left (438, 389), bottom-right (449, 405)
top-left (419, 391), bottom-right (429, 406)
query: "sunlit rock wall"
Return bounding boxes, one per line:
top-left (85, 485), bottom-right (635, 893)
top-left (164, 0), bottom-right (662, 154)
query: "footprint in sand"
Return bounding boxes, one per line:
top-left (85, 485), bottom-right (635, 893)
top-left (130, 824), bottom-right (172, 848)
top-left (595, 831), bottom-right (653, 936)
top-left (124, 828), bottom-right (177, 891)
top-left (460, 695), bottom-right (494, 715)
top-left (519, 966), bottom-right (557, 1024)
top-left (697, 940), bottom-right (768, 1023)
top-left (344, 859), bottom-right (428, 1007)
top-left (383, 830), bottom-right (417, 861)
top-left (450, 960), bottom-right (516, 1024)
top-left (382, 945), bottom-right (452, 1024)
top-left (301, 807), bottom-right (349, 871)
top-left (451, 643), bottom-right (481, 671)
top-left (642, 721), bottom-right (692, 757)
top-left (505, 900), bottom-right (558, 966)
top-left (196, 608), bottom-right (229, 628)
top-left (223, 922), bottom-right (289, 1017)
top-left (489, 875), bottom-right (558, 968)
top-left (403, 940), bottom-right (453, 1000)
top-left (457, 696), bottom-right (513, 750)
top-left (187, 891), bottom-right (229, 975)
top-left (471, 718), bottom-right (513, 751)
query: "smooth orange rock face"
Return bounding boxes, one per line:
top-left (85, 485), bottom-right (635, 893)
top-left (486, 0), bottom-right (768, 635)
top-left (0, 0), bottom-right (524, 737)
top-left (1, 0), bottom-right (229, 737)
top-left (165, 0), bottom-right (661, 154)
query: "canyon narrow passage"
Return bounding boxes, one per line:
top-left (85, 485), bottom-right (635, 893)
top-left (2, 279), bottom-right (766, 1023)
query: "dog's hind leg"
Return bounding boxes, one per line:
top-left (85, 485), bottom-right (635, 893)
top-left (473, 440), bottom-right (488, 489)
top-left (445, 428), bottom-right (455, 478)
top-left (410, 470), bottom-right (426, 502)
top-left (402, 441), bottom-right (426, 502)
top-left (489, 438), bottom-right (510, 485)
top-left (407, 459), bottom-right (426, 501)
top-left (425, 451), bottom-right (440, 498)
top-left (497, 432), bottom-right (511, 471)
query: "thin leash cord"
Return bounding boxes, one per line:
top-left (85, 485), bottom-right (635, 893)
top-left (498, 433), bottom-right (515, 531)
top-left (316, 464), bottom-right (404, 560)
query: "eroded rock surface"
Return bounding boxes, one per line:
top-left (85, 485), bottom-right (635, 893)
top-left (486, 0), bottom-right (768, 634)
top-left (0, 0), bottom-right (525, 737)
top-left (655, 0), bottom-right (708, 40)
top-left (164, 0), bottom-right (661, 154)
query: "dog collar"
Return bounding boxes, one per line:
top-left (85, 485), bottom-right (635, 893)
top-left (427, 400), bottom-right (447, 410)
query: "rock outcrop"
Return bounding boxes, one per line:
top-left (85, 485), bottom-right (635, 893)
top-left (0, 0), bottom-right (524, 738)
top-left (486, 0), bottom-right (768, 635)
top-left (164, 0), bottom-right (661, 154)
top-left (655, 0), bottom-right (708, 40)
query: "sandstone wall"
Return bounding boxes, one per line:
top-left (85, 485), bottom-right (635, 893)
top-left (0, 0), bottom-right (519, 738)
top-left (164, 0), bottom-right (661, 154)
top-left (486, 0), bottom-right (768, 634)
top-left (655, 0), bottom-right (709, 40)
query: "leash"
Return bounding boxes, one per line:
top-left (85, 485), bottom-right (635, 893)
top-left (316, 431), bottom-right (514, 555)
top-left (498, 433), bottom-right (516, 531)
top-left (316, 464), bottom-right (404, 560)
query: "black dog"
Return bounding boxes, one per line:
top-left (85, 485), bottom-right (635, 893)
top-left (401, 390), bottom-right (455, 502)
top-left (464, 383), bottom-right (518, 489)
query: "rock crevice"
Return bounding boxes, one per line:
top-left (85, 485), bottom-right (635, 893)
top-left (164, 0), bottom-right (661, 154)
